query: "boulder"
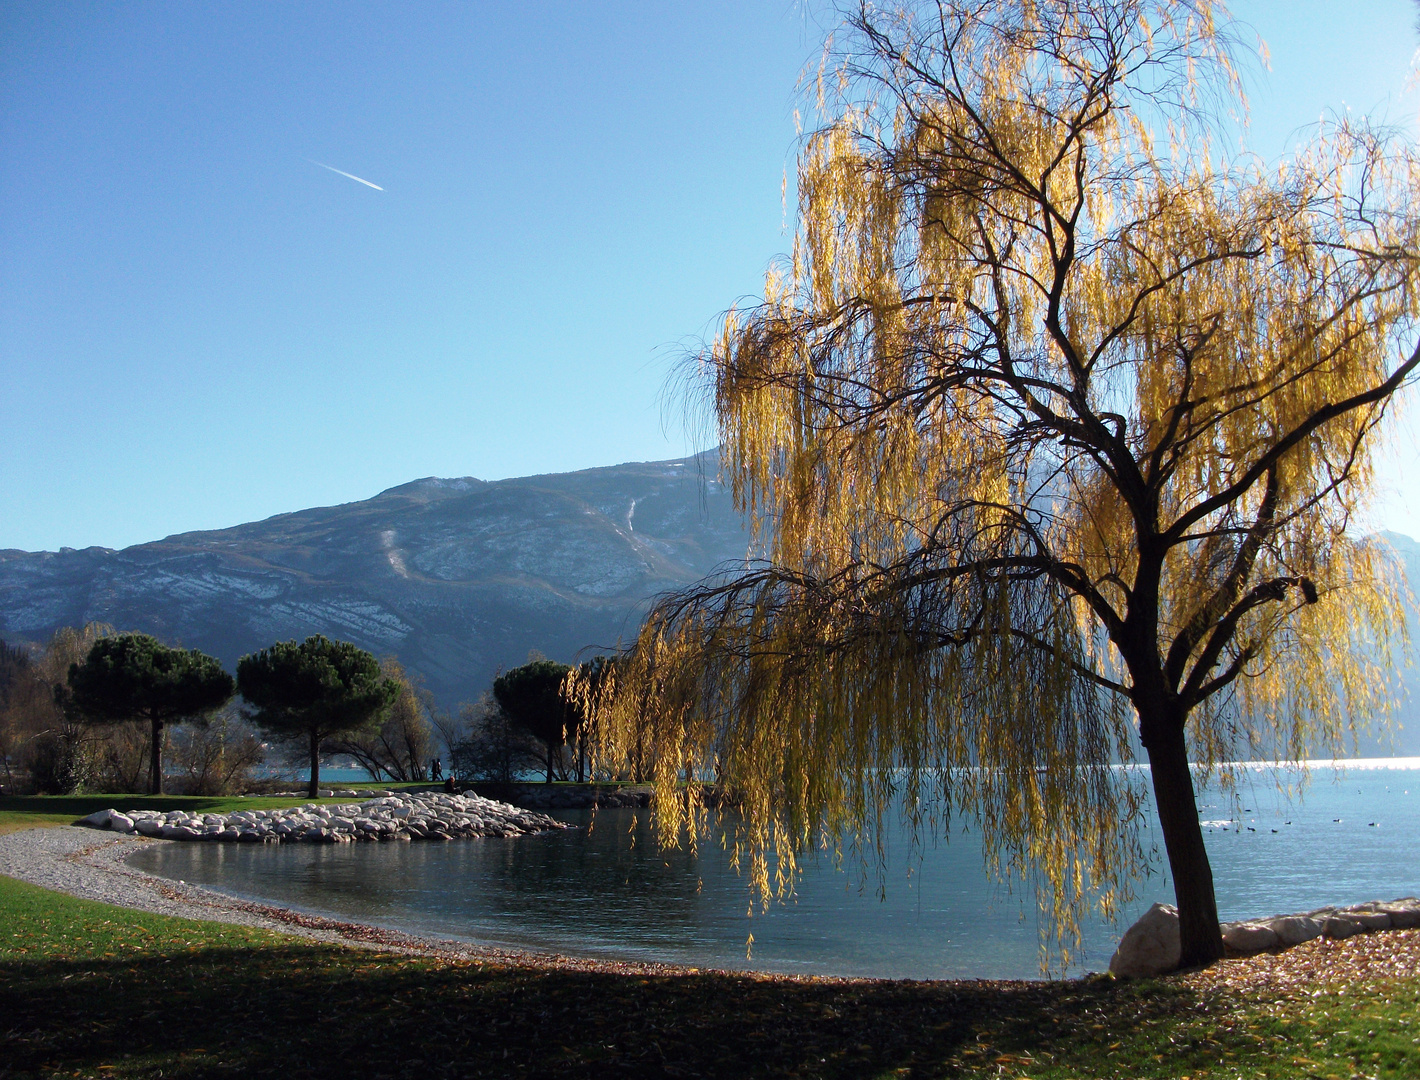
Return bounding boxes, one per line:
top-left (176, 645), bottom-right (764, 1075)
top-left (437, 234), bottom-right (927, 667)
top-left (1269, 915), bottom-right (1324, 946)
top-left (1375, 899), bottom-right (1420, 929)
top-left (1221, 921), bottom-right (1279, 952)
top-left (1109, 903), bottom-right (1180, 979)
top-left (79, 809), bottom-right (112, 828)
top-left (1322, 916), bottom-right (1363, 939)
top-left (106, 811), bottom-right (136, 833)
top-left (1336, 909), bottom-right (1391, 931)
top-left (135, 819), bottom-right (163, 837)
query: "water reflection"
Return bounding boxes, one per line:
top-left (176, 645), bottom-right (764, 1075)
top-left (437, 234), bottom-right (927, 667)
top-left (130, 766), bottom-right (1420, 981)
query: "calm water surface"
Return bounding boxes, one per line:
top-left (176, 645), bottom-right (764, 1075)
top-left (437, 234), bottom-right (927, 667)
top-left (131, 761), bottom-right (1420, 980)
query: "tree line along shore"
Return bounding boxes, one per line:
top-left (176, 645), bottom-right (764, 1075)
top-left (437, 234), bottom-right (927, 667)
top-left (0, 624), bottom-right (625, 801)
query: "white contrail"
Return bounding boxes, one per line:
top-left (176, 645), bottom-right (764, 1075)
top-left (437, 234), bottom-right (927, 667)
top-left (307, 159), bottom-right (383, 191)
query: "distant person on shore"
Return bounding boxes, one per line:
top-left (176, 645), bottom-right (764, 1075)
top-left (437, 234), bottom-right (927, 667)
top-left (431, 758), bottom-right (442, 781)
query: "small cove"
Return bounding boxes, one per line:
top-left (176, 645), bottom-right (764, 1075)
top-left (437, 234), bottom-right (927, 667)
top-left (130, 760), bottom-right (1420, 980)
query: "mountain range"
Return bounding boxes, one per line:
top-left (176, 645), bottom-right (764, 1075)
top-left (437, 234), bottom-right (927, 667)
top-left (0, 456), bottom-right (1415, 754)
top-left (0, 452), bottom-right (751, 708)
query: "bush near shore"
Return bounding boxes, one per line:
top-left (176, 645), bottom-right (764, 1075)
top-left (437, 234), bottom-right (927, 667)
top-left (0, 845), bottom-right (1416, 1078)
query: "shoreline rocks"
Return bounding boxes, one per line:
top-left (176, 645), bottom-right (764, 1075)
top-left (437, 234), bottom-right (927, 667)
top-left (1110, 896), bottom-right (1420, 978)
top-left (1107, 902), bottom-right (1181, 978)
top-left (78, 791), bottom-right (572, 844)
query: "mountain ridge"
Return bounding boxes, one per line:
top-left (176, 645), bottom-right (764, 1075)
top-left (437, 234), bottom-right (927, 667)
top-left (1, 460), bottom-right (1416, 754)
top-left (0, 452), bottom-right (751, 708)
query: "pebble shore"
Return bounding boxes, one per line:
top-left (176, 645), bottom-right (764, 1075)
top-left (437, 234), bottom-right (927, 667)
top-left (0, 823), bottom-right (706, 975)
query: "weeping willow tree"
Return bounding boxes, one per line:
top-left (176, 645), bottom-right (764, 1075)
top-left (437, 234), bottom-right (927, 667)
top-left (577, 0), bottom-right (1420, 970)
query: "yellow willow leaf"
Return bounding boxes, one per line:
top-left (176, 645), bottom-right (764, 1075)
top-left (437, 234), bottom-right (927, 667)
top-left (574, 0), bottom-right (1418, 972)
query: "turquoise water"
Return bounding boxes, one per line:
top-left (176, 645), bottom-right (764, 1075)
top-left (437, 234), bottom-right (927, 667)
top-left (130, 760), bottom-right (1420, 981)
top-left (254, 766), bottom-right (379, 783)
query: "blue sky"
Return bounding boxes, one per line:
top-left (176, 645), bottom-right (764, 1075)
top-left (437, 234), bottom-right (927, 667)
top-left (2, 1), bottom-right (1419, 552)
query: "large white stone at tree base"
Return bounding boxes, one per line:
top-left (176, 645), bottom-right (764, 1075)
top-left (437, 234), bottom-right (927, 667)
top-left (1109, 902), bottom-right (1181, 978)
top-left (1221, 921), bottom-right (1279, 952)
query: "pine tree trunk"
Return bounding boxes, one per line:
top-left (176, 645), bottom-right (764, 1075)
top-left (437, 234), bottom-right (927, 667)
top-left (149, 718), bottom-right (164, 795)
top-left (308, 729), bottom-right (320, 799)
top-left (1142, 713), bottom-right (1225, 968)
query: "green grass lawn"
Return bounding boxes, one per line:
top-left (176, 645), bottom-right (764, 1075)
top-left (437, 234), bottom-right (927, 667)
top-left (0, 868), bottom-right (1416, 1079)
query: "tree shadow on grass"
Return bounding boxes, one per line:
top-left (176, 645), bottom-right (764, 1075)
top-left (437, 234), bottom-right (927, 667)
top-left (0, 945), bottom-right (1239, 1079)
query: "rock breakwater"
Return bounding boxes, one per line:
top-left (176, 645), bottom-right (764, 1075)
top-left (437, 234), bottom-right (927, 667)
top-left (1109, 897), bottom-right (1420, 978)
top-left (78, 791), bottom-right (571, 844)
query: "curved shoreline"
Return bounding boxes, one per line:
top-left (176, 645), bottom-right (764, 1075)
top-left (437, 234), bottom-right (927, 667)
top-left (4, 825), bottom-right (1418, 992)
top-left (0, 825), bottom-right (766, 980)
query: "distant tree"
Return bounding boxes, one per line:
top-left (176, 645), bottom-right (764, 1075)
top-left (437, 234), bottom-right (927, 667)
top-left (26, 624), bottom-right (114, 793)
top-left (237, 635), bottom-right (399, 798)
top-left (442, 694), bottom-right (545, 783)
top-left (570, 654), bottom-right (665, 782)
top-left (168, 703), bottom-right (267, 795)
top-left (67, 634), bottom-right (234, 795)
top-left (567, 656), bottom-right (619, 782)
top-left (492, 660), bottom-right (577, 783)
top-left (0, 639), bottom-right (34, 790)
top-left (326, 658), bottom-right (436, 782)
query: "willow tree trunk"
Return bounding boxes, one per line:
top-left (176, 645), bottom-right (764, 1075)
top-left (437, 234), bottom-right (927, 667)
top-left (308, 729), bottom-right (321, 800)
top-left (1140, 707), bottom-right (1226, 968)
top-left (148, 718), bottom-right (165, 795)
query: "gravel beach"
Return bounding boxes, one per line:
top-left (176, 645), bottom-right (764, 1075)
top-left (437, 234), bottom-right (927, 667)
top-left (0, 825), bottom-right (707, 976)
top-left (5, 824), bottom-right (1417, 989)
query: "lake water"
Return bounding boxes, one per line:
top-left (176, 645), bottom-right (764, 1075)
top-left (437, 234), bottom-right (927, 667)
top-left (131, 759), bottom-right (1420, 981)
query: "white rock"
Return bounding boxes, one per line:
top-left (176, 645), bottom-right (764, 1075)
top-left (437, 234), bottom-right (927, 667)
top-left (1269, 915), bottom-right (1324, 946)
top-left (1109, 903), bottom-right (1181, 979)
top-left (135, 819), bottom-right (163, 837)
top-left (106, 811), bottom-right (136, 833)
top-left (1221, 921), bottom-right (1279, 952)
top-left (79, 809), bottom-right (112, 828)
